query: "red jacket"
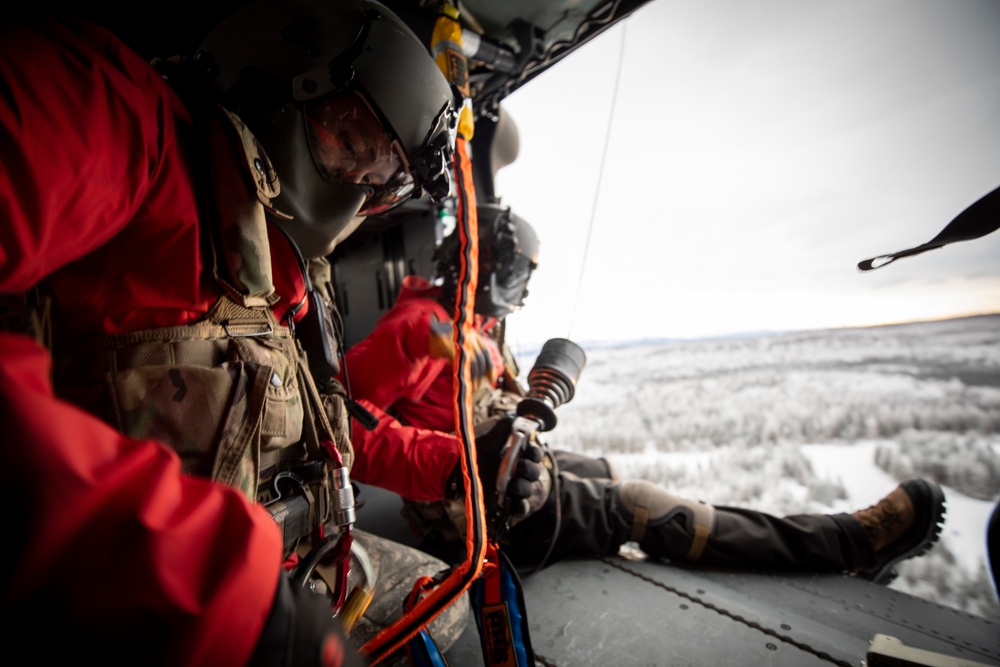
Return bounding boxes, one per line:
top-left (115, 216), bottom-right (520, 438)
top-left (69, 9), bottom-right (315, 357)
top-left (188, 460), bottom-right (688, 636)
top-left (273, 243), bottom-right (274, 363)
top-left (344, 275), bottom-right (504, 501)
top-left (0, 16), bottom-right (308, 665)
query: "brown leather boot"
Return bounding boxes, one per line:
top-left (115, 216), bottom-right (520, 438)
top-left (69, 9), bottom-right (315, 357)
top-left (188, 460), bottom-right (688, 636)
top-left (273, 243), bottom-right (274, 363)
top-left (850, 479), bottom-right (946, 584)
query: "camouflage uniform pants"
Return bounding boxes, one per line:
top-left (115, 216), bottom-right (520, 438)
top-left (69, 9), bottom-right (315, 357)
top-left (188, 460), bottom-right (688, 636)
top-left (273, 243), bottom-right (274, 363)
top-left (347, 530), bottom-right (470, 665)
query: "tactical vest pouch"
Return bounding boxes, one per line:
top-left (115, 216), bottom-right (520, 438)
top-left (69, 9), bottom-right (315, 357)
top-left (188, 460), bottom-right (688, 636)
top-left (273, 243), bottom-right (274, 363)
top-left (47, 102), bottom-right (347, 547)
top-left (55, 297), bottom-right (307, 501)
top-left (204, 104), bottom-right (282, 307)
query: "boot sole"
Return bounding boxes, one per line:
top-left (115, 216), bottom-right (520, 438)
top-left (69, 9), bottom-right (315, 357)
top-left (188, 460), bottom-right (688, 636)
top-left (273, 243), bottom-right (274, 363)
top-left (861, 479), bottom-right (947, 585)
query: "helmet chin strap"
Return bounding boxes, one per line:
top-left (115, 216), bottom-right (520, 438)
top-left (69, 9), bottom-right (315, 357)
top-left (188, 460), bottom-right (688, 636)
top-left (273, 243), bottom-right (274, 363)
top-left (251, 102), bottom-right (370, 258)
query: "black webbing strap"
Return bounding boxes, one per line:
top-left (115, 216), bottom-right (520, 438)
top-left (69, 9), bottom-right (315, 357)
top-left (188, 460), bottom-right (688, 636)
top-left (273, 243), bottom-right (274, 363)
top-left (858, 183), bottom-right (1000, 271)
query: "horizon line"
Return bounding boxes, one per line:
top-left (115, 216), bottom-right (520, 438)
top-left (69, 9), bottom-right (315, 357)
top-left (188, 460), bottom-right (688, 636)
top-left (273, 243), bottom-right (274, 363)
top-left (509, 310), bottom-right (1000, 352)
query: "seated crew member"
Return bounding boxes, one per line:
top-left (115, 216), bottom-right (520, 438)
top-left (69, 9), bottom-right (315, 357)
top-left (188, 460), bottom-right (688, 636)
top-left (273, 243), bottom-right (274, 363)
top-left (343, 203), bottom-right (947, 583)
top-left (0, 1), bottom-right (467, 664)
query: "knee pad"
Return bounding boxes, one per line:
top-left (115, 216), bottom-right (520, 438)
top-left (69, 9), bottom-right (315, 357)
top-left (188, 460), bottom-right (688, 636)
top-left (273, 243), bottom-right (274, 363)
top-left (617, 480), bottom-right (716, 561)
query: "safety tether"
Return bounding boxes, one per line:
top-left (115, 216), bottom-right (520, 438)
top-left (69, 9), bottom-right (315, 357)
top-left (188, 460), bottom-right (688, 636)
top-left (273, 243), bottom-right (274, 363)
top-left (359, 2), bottom-right (489, 663)
top-left (858, 183), bottom-right (1000, 271)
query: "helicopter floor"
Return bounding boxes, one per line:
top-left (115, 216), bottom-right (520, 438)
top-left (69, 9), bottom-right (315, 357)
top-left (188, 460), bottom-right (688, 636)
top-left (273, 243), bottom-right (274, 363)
top-left (353, 483), bottom-right (1000, 667)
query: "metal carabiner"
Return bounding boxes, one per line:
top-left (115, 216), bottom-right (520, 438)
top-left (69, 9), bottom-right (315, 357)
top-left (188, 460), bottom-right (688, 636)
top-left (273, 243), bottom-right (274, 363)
top-left (290, 530), bottom-right (376, 633)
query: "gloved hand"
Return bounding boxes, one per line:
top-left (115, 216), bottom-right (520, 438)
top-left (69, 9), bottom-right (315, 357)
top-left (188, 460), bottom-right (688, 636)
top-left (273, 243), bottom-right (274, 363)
top-left (249, 572), bottom-right (365, 667)
top-left (471, 415), bottom-right (548, 520)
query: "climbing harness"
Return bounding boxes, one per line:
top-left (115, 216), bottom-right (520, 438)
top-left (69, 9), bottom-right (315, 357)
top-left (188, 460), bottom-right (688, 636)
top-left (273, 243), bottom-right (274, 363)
top-left (471, 542), bottom-right (536, 666)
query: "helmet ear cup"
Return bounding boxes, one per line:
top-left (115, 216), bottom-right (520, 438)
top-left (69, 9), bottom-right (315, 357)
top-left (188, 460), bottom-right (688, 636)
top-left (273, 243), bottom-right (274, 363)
top-left (435, 203), bottom-right (539, 318)
top-left (227, 66), bottom-right (289, 121)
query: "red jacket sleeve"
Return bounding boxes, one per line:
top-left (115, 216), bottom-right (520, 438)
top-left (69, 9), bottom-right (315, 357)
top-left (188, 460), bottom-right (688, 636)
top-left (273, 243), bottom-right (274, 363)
top-left (348, 399), bottom-right (461, 502)
top-left (0, 17), bottom-right (179, 291)
top-left (1, 334), bottom-right (282, 666)
top-left (0, 16), bottom-right (213, 340)
top-left (342, 297), bottom-right (463, 500)
top-left (0, 18), bottom-right (281, 666)
top-left (344, 299), bottom-right (449, 410)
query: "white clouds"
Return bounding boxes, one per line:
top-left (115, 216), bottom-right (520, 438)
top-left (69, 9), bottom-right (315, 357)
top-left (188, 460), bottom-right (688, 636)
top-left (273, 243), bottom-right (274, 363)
top-left (494, 0), bottom-right (1000, 347)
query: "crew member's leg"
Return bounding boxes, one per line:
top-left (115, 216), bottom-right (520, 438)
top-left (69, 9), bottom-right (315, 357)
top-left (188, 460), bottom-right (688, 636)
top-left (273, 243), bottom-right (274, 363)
top-left (499, 450), bottom-right (617, 568)
top-left (551, 449), bottom-right (617, 481)
top-left (505, 467), bottom-right (946, 584)
top-left (614, 478), bottom-right (945, 583)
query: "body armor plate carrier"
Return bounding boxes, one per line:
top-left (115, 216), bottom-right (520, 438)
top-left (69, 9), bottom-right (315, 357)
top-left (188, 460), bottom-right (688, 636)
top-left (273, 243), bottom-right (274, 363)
top-left (48, 105), bottom-right (354, 558)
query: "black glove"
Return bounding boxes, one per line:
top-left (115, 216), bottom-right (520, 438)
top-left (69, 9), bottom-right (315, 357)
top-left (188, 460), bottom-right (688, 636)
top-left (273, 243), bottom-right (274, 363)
top-left (470, 415), bottom-right (547, 520)
top-left (249, 572), bottom-right (366, 667)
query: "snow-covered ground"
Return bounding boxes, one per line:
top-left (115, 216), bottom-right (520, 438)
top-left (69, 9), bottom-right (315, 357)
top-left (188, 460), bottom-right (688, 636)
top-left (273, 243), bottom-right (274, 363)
top-left (513, 314), bottom-right (1000, 619)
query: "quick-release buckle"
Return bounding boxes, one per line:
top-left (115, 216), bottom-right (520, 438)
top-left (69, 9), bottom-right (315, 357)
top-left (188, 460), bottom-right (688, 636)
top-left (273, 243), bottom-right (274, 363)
top-left (263, 470), bottom-right (313, 557)
top-left (221, 318), bottom-right (274, 337)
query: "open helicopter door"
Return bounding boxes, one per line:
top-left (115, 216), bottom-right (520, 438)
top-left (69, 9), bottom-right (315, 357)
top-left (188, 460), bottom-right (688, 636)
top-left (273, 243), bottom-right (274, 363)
top-left (330, 200), bottom-right (447, 349)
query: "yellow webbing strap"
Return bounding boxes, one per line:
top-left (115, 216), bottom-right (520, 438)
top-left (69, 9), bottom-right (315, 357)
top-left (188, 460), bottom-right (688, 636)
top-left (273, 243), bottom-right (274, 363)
top-left (430, 1), bottom-right (474, 141)
top-left (628, 506), bottom-right (649, 544)
top-left (685, 502), bottom-right (715, 562)
top-left (359, 3), bottom-right (485, 663)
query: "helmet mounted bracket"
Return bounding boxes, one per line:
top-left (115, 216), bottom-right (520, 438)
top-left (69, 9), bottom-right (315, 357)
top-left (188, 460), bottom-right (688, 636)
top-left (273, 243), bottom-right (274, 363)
top-left (291, 17), bottom-right (372, 103)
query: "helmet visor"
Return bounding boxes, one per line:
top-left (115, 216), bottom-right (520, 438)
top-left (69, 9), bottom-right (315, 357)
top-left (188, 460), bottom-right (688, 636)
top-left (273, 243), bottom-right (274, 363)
top-left (304, 90), bottom-right (416, 216)
top-left (495, 252), bottom-right (535, 307)
top-left (497, 252), bottom-right (534, 286)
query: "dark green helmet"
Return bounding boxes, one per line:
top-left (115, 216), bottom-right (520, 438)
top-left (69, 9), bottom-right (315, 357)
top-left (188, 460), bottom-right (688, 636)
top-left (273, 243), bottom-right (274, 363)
top-left (436, 203), bottom-right (539, 318)
top-left (197, 0), bottom-right (458, 258)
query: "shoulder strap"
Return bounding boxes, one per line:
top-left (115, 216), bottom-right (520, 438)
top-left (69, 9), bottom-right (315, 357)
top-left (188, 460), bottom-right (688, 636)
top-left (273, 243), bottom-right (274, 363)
top-left (200, 103), bottom-right (284, 307)
top-left (154, 58), bottom-right (280, 306)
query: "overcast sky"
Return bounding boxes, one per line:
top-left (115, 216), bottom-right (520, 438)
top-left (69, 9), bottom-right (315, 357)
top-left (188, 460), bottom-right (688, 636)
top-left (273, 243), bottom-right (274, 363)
top-left (492, 0), bottom-right (1000, 351)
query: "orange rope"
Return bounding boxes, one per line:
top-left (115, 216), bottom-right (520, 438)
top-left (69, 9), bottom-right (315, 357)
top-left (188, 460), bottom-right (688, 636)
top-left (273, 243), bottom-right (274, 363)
top-left (360, 134), bottom-right (484, 665)
top-left (359, 3), bottom-right (485, 661)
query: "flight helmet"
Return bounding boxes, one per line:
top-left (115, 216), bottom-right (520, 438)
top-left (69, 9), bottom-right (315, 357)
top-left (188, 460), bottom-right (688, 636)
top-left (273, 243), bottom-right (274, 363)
top-left (436, 203), bottom-right (539, 319)
top-left (196, 0), bottom-right (458, 258)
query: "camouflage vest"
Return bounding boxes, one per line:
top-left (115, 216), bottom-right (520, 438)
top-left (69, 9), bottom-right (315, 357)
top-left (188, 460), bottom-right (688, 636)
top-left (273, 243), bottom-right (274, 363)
top-left (49, 105), bottom-right (353, 554)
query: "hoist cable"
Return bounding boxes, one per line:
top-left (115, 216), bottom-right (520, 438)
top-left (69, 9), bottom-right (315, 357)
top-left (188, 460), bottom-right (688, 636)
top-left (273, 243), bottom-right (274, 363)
top-left (566, 23), bottom-right (627, 339)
